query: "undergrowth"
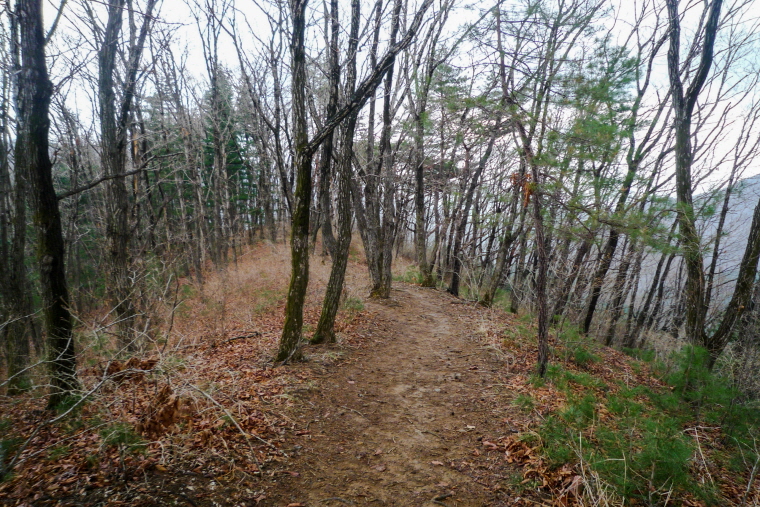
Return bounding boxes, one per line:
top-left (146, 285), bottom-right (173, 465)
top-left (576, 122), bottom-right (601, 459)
top-left (394, 265), bottom-right (425, 285)
top-left (535, 345), bottom-right (760, 505)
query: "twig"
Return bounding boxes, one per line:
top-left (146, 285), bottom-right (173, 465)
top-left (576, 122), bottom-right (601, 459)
top-left (688, 427), bottom-right (714, 486)
top-left (160, 492), bottom-right (198, 507)
top-left (187, 384), bottom-right (283, 466)
top-left (741, 442), bottom-right (760, 507)
top-left (340, 405), bottom-right (366, 418)
top-left (2, 373), bottom-right (113, 478)
top-left (161, 276), bottom-right (181, 355)
top-left (57, 152), bottom-right (182, 200)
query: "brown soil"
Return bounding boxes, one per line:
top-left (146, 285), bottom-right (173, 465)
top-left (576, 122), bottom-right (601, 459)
top-left (262, 285), bottom-right (519, 507)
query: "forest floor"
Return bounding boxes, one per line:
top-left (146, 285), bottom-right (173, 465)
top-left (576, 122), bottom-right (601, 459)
top-left (2, 239), bottom-right (757, 506)
top-left (259, 284), bottom-right (525, 507)
top-left (0, 241), bottom-right (554, 507)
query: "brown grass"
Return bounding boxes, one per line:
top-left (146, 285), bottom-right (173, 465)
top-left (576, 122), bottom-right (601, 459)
top-left (0, 234), bottom-right (376, 505)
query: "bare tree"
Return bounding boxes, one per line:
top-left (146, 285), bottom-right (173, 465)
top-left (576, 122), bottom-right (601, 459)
top-left (276, 0), bottom-right (435, 362)
top-left (96, 0), bottom-right (158, 350)
top-left (666, 0), bottom-right (760, 365)
top-left (12, 0), bottom-right (78, 407)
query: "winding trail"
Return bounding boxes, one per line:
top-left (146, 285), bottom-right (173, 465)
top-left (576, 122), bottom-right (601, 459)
top-left (264, 285), bottom-right (517, 506)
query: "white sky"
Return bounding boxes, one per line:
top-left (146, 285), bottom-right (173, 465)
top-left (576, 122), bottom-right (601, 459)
top-left (39, 0), bottom-right (760, 191)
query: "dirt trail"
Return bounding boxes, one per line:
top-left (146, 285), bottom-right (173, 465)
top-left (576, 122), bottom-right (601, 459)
top-left (264, 285), bottom-right (517, 506)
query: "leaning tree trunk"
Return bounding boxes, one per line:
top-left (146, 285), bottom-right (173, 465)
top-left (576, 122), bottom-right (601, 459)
top-left (479, 171), bottom-right (521, 307)
top-left (705, 196), bottom-right (760, 365)
top-left (14, 0), bottom-right (79, 408)
top-left (604, 238), bottom-right (636, 346)
top-left (311, 0), bottom-right (360, 344)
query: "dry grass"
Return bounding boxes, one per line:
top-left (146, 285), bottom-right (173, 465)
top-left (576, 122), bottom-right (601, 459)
top-left (0, 233), bottom-right (378, 505)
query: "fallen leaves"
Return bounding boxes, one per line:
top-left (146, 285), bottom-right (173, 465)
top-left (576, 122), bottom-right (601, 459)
top-left (136, 384), bottom-right (185, 438)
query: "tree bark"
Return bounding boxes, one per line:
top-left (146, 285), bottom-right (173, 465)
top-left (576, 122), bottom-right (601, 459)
top-left (313, 0), bottom-right (341, 259)
top-left (2, 24), bottom-right (32, 393)
top-left (98, 0), bottom-right (157, 350)
top-left (665, 0), bottom-right (723, 348)
top-left (276, 0), bottom-right (311, 363)
top-left (312, 0), bottom-right (360, 344)
top-left (706, 196), bottom-right (760, 365)
top-left (276, 0), bottom-right (435, 361)
top-left (448, 134), bottom-right (498, 297)
top-left (14, 0), bottom-right (79, 408)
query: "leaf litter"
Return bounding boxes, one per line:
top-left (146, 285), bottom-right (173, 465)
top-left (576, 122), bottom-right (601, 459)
top-left (1, 245), bottom-right (756, 506)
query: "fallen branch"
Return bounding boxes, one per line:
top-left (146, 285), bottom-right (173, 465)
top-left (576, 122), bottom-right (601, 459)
top-left (186, 383), bottom-right (283, 463)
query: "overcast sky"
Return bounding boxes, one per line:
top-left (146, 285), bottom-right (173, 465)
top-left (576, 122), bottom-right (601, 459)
top-left (38, 0), bottom-right (760, 189)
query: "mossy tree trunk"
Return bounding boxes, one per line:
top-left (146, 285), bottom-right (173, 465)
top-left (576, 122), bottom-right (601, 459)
top-left (13, 0), bottom-right (79, 408)
top-left (276, 0), bottom-right (434, 360)
top-left (276, 0), bottom-right (310, 362)
top-left (3, 168), bottom-right (33, 394)
top-left (312, 0), bottom-right (361, 345)
top-left (2, 39), bottom-right (32, 393)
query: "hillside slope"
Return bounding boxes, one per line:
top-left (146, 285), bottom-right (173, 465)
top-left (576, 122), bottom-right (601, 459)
top-left (1, 242), bottom-right (758, 506)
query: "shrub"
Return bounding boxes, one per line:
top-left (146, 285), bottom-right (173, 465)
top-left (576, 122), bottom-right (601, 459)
top-left (393, 266), bottom-right (424, 284)
top-left (533, 345), bottom-right (760, 503)
top-left (512, 394), bottom-right (536, 412)
top-left (573, 346), bottom-right (600, 367)
top-left (343, 296), bottom-right (364, 312)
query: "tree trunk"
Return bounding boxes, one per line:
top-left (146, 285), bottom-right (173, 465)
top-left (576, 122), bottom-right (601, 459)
top-left (14, 0), bottom-right (79, 408)
top-left (706, 196), bottom-right (760, 365)
top-left (705, 169), bottom-right (736, 305)
top-left (312, 0), bottom-right (359, 344)
top-left (313, 0), bottom-right (341, 259)
top-left (414, 125), bottom-right (434, 286)
top-left (449, 135), bottom-right (498, 297)
top-left (276, 0), bottom-right (434, 360)
top-left (2, 26), bottom-right (32, 393)
top-left (98, 0), bottom-right (157, 351)
top-left (276, 0), bottom-right (311, 363)
top-left (604, 238), bottom-right (635, 346)
top-left (665, 0), bottom-right (723, 349)
top-left (367, 0), bottom-right (402, 299)
top-left (4, 161), bottom-right (32, 395)
top-left (480, 226), bottom-right (516, 307)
